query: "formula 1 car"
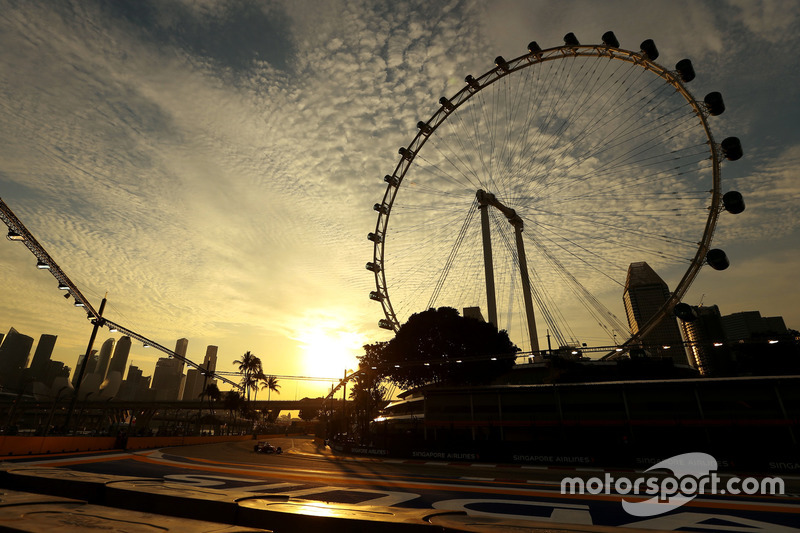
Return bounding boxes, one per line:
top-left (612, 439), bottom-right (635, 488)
top-left (253, 441), bottom-right (283, 454)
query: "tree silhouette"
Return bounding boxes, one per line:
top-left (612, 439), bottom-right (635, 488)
top-left (233, 351), bottom-right (262, 401)
top-left (200, 382), bottom-right (221, 414)
top-left (260, 375), bottom-right (281, 401)
top-left (222, 390), bottom-right (245, 430)
top-left (352, 343), bottom-right (388, 442)
top-left (298, 406), bottom-right (318, 422)
top-left (374, 307), bottom-right (518, 389)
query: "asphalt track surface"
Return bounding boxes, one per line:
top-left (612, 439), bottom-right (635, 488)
top-left (3, 436), bottom-right (800, 531)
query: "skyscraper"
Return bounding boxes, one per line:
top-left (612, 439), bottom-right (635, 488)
top-left (72, 350), bottom-right (99, 387)
top-left (95, 338), bottom-right (116, 380)
top-left (623, 262), bottom-right (686, 365)
top-left (678, 304), bottom-right (729, 376)
top-left (174, 338), bottom-right (189, 370)
top-left (29, 334), bottom-right (57, 382)
top-left (151, 356), bottom-right (183, 401)
top-left (118, 364), bottom-right (151, 401)
top-left (107, 336), bottom-right (132, 377)
top-left (203, 345), bottom-right (218, 374)
top-left (182, 345), bottom-right (218, 401)
top-left (721, 311), bottom-right (788, 341)
top-left (0, 327), bottom-right (34, 391)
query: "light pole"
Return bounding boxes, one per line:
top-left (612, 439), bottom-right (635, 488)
top-left (64, 296), bottom-right (107, 432)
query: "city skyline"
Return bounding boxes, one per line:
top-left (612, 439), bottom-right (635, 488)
top-left (2, 1), bottom-right (799, 398)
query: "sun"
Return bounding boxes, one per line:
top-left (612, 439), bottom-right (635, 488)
top-left (296, 324), bottom-right (362, 379)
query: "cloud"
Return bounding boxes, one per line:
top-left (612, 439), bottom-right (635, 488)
top-left (726, 0), bottom-right (800, 42)
top-left (1, 0), bottom-right (799, 380)
top-left (712, 143), bottom-right (800, 246)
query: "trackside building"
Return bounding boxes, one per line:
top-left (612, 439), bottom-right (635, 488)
top-left (367, 375), bottom-right (800, 472)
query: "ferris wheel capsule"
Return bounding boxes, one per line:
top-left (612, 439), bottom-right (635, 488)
top-left (674, 303), bottom-right (698, 322)
top-left (640, 39), bottom-right (659, 60)
top-left (676, 59), bottom-right (696, 82)
top-left (495, 56), bottom-right (510, 72)
top-left (707, 249), bottom-right (730, 270)
top-left (439, 96), bottom-right (455, 112)
top-left (721, 137), bottom-right (743, 161)
top-left (704, 92), bottom-right (726, 116)
top-left (563, 32), bottom-right (580, 46)
top-left (601, 31), bottom-right (619, 48)
top-left (722, 191), bottom-right (746, 214)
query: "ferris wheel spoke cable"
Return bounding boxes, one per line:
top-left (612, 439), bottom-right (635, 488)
top-left (558, 152), bottom-right (711, 202)
top-left (536, 209), bottom-right (702, 248)
top-left (506, 57), bottom-right (565, 194)
top-left (498, 70), bottom-right (537, 190)
top-left (549, 107), bottom-right (698, 191)
top-left (524, 230), bottom-right (629, 338)
top-left (419, 127), bottom-right (486, 192)
top-left (530, 108), bottom-right (701, 201)
top-left (491, 211), bottom-right (572, 346)
top-left (529, 199), bottom-right (705, 233)
top-left (533, 213), bottom-right (693, 264)
top-left (459, 90), bottom-right (496, 188)
top-left (527, 219), bottom-right (645, 283)
top-left (514, 218), bottom-right (625, 339)
top-left (427, 198), bottom-right (478, 309)
top-left (517, 59), bottom-right (640, 198)
top-left (520, 71), bottom-right (674, 201)
top-left (390, 219), bottom-right (479, 315)
top-left (533, 140), bottom-right (704, 208)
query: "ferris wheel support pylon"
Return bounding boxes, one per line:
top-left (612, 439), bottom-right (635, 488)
top-left (477, 189), bottom-right (540, 352)
top-left (478, 200), bottom-right (498, 328)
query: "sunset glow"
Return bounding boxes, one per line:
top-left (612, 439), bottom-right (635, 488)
top-left (295, 316), bottom-right (362, 379)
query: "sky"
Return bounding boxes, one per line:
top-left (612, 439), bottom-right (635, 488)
top-left (1, 0), bottom-right (799, 399)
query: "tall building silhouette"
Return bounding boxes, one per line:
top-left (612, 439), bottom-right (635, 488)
top-left (118, 364), bottom-right (151, 401)
top-left (42, 360), bottom-right (71, 389)
top-left (678, 305), bottom-right (730, 376)
top-left (29, 334), bottom-right (57, 382)
top-left (151, 357), bottom-right (183, 401)
top-left (722, 311), bottom-right (788, 341)
top-left (108, 336), bottom-right (132, 377)
top-left (203, 345), bottom-right (218, 373)
top-left (182, 345), bottom-right (218, 401)
top-left (623, 262), bottom-right (686, 365)
top-left (0, 327), bottom-right (34, 391)
top-left (72, 350), bottom-right (99, 387)
top-left (175, 338), bottom-right (189, 370)
top-left (150, 339), bottom-right (189, 401)
top-left (95, 338), bottom-right (116, 380)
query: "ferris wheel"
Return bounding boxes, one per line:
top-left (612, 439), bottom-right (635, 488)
top-left (367, 32), bottom-right (744, 353)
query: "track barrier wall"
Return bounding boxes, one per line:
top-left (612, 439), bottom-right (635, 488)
top-left (0, 432), bottom-right (301, 457)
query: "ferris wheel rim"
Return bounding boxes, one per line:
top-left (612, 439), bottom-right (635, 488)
top-left (370, 40), bottom-right (723, 343)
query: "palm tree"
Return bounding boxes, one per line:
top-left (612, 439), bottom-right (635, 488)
top-left (233, 351), bottom-right (262, 401)
top-left (260, 375), bottom-right (281, 401)
top-left (252, 370), bottom-right (266, 402)
top-left (223, 390), bottom-right (245, 432)
top-left (200, 382), bottom-right (221, 414)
